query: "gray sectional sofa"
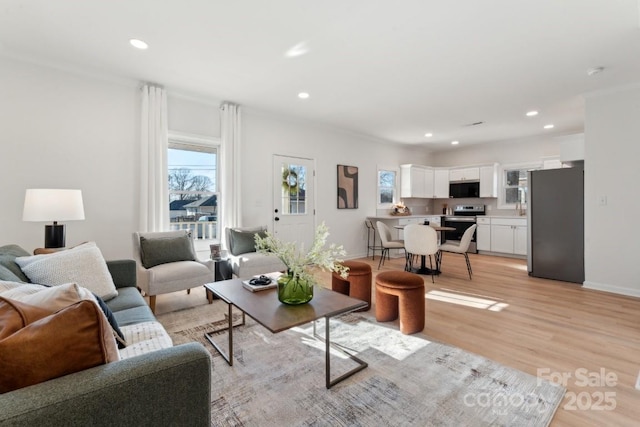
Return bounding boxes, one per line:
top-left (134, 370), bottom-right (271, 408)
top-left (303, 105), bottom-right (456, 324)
top-left (0, 256), bottom-right (212, 427)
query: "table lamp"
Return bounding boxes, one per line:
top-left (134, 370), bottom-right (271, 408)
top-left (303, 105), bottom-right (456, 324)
top-left (23, 189), bottom-right (85, 248)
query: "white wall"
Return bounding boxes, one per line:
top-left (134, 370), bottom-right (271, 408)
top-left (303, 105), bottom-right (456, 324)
top-left (0, 56), bottom-right (429, 262)
top-left (167, 94), bottom-right (220, 137)
top-left (241, 109), bottom-right (431, 258)
top-left (7, 56), bottom-right (635, 296)
top-left (0, 57), bottom-right (139, 259)
top-left (431, 136), bottom-right (560, 166)
top-left (583, 86), bottom-right (640, 297)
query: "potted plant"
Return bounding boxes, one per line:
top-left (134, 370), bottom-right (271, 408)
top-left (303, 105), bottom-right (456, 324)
top-left (254, 222), bottom-right (349, 305)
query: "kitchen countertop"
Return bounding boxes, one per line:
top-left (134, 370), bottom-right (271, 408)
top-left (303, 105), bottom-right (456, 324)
top-left (483, 215), bottom-right (527, 219)
top-left (368, 214), bottom-right (527, 219)
top-left (367, 214), bottom-right (441, 220)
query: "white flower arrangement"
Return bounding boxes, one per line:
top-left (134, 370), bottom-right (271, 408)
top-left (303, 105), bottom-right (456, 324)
top-left (392, 202), bottom-right (410, 214)
top-left (254, 222), bottom-right (349, 284)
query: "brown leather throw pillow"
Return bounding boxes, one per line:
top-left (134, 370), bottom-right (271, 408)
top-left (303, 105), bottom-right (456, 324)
top-left (0, 298), bottom-right (51, 340)
top-left (0, 297), bottom-right (120, 393)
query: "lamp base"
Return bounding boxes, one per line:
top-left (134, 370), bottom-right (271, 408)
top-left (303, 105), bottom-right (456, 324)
top-left (44, 224), bottom-right (65, 248)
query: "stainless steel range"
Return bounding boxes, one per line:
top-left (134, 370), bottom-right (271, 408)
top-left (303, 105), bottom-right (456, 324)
top-left (442, 204), bottom-right (485, 253)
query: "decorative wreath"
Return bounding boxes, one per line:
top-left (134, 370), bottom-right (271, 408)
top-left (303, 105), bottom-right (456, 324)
top-left (282, 168), bottom-right (298, 193)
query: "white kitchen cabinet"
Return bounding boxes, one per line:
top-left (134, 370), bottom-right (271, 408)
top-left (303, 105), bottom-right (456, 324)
top-left (476, 217), bottom-right (491, 251)
top-left (479, 164), bottom-right (498, 198)
top-left (433, 168), bottom-right (450, 198)
top-left (490, 218), bottom-right (527, 255)
top-left (400, 164), bottom-right (434, 198)
top-left (424, 169), bottom-right (434, 198)
top-left (449, 167), bottom-right (480, 182)
top-left (514, 224), bottom-right (528, 255)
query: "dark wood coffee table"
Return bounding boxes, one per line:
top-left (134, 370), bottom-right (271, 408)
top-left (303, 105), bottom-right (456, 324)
top-left (204, 279), bottom-right (368, 389)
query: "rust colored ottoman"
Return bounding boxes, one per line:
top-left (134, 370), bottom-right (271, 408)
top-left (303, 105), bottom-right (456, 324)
top-left (375, 271), bottom-right (425, 334)
top-left (331, 260), bottom-right (372, 311)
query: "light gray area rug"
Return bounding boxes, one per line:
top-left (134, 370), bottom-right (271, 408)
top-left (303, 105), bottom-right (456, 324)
top-left (160, 303), bottom-right (564, 427)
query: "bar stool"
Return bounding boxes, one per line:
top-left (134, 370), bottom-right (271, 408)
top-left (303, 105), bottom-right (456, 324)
top-left (365, 220), bottom-right (384, 260)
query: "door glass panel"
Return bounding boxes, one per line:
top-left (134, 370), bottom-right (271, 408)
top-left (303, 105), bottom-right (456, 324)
top-left (280, 163), bottom-right (306, 215)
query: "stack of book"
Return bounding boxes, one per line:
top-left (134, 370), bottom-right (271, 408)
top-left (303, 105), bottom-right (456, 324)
top-left (242, 271), bottom-right (283, 292)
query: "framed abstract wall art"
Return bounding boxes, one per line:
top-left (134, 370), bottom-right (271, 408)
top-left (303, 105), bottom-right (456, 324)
top-left (337, 165), bottom-right (359, 209)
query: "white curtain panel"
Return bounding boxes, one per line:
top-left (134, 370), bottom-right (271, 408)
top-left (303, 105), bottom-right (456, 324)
top-left (220, 102), bottom-right (242, 248)
top-left (139, 84), bottom-right (169, 232)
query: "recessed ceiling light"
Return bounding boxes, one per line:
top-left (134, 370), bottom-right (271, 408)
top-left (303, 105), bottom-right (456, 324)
top-left (526, 111), bottom-right (538, 117)
top-left (451, 140), bottom-right (459, 145)
top-left (424, 133), bottom-right (433, 137)
top-left (587, 67), bottom-right (605, 76)
top-left (285, 41), bottom-right (310, 58)
top-left (298, 92), bottom-right (310, 99)
top-left (129, 39), bottom-right (148, 50)
top-left (543, 124), bottom-right (554, 129)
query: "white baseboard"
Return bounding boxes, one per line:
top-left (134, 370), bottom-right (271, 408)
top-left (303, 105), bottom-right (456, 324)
top-left (583, 281), bottom-right (640, 298)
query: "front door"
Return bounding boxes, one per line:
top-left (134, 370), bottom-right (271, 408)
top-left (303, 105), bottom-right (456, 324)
top-left (272, 155), bottom-right (315, 252)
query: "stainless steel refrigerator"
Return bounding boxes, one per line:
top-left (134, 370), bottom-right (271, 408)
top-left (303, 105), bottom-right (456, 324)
top-left (527, 167), bottom-right (584, 283)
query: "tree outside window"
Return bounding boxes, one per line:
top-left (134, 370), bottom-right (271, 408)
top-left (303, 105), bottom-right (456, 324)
top-left (377, 169), bottom-right (397, 207)
top-left (499, 163), bottom-right (540, 209)
top-left (167, 135), bottom-right (219, 242)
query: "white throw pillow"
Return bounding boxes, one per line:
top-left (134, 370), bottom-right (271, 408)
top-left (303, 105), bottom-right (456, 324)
top-left (0, 281), bottom-right (46, 295)
top-left (15, 242), bottom-right (118, 301)
top-left (1, 282), bottom-right (98, 312)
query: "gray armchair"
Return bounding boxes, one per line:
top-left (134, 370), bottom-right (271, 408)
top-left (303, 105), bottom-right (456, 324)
top-left (133, 230), bottom-right (214, 313)
top-left (225, 226), bottom-right (286, 279)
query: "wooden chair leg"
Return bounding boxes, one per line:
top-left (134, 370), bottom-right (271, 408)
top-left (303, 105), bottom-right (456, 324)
top-left (464, 253), bottom-right (473, 279)
top-left (149, 295), bottom-right (156, 314)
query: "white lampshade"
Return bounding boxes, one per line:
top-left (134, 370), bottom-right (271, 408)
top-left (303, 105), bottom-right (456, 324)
top-left (23, 189), bottom-right (85, 222)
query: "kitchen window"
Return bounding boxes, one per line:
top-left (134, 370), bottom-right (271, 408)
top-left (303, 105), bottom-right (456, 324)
top-left (377, 168), bottom-right (398, 208)
top-left (498, 162), bottom-right (540, 209)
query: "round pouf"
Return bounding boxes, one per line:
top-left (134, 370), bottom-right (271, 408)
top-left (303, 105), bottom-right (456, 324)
top-left (375, 271), bottom-right (425, 334)
top-left (331, 261), bottom-right (372, 311)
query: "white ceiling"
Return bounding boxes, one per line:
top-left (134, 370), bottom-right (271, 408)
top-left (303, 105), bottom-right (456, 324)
top-left (2, 0), bottom-right (640, 150)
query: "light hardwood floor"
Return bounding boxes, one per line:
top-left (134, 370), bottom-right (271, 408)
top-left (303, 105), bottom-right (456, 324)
top-left (152, 252), bottom-right (640, 426)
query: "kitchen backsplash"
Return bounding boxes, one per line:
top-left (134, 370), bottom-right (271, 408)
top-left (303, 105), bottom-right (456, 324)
top-left (385, 198), bottom-right (526, 217)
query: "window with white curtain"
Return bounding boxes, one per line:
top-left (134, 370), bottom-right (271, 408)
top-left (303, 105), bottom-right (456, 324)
top-left (167, 132), bottom-right (220, 245)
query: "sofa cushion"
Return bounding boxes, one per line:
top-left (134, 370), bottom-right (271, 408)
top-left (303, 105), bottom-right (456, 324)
top-left (0, 280), bottom-right (32, 293)
top-left (229, 227), bottom-right (267, 256)
top-left (0, 297), bottom-right (119, 393)
top-left (15, 242), bottom-right (118, 301)
top-left (118, 321), bottom-right (173, 360)
top-left (0, 244), bottom-right (31, 282)
top-left (92, 293), bottom-right (127, 349)
top-left (113, 305), bottom-right (157, 327)
top-left (139, 234), bottom-right (196, 269)
top-left (0, 265), bottom-right (22, 282)
top-left (0, 282), bottom-right (126, 349)
top-left (1, 282), bottom-right (92, 310)
top-left (105, 286), bottom-right (148, 313)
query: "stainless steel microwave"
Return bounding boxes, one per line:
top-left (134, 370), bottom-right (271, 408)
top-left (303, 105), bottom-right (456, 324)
top-left (449, 181), bottom-right (480, 198)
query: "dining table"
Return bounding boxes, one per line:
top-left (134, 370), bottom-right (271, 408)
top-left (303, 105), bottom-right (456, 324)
top-left (394, 224), bottom-right (455, 275)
